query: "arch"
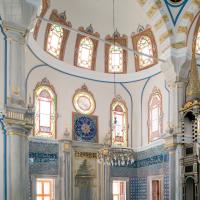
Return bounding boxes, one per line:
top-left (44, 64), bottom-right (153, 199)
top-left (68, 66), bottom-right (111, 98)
top-left (136, 0), bottom-right (173, 54)
top-left (111, 96), bottom-right (128, 147)
top-left (105, 31), bottom-right (127, 74)
top-left (34, 78), bottom-right (57, 138)
top-left (44, 9), bottom-right (72, 60)
top-left (74, 25), bottom-right (100, 70)
top-left (33, 0), bottom-right (50, 40)
top-left (132, 28), bottom-right (158, 71)
top-left (108, 45), bottom-right (123, 73)
top-left (148, 87), bottom-right (163, 143)
top-left (176, 1), bottom-right (200, 50)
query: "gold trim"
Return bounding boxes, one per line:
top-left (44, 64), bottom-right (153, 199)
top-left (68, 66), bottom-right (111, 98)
top-left (7, 131), bottom-right (28, 139)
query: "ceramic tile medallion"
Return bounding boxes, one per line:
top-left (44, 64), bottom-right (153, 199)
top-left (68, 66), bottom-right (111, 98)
top-left (72, 112), bottom-right (98, 142)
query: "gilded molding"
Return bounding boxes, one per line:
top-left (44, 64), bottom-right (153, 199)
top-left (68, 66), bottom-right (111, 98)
top-left (137, 0), bottom-right (147, 6)
top-left (154, 14), bottom-right (169, 31)
top-left (178, 26), bottom-right (188, 34)
top-left (159, 29), bottom-right (173, 44)
top-left (75, 151), bottom-right (97, 159)
top-left (147, 1), bottom-right (162, 18)
top-left (7, 131), bottom-right (28, 139)
top-left (171, 41), bottom-right (186, 49)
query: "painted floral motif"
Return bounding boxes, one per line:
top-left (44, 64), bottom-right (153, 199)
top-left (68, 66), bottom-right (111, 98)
top-left (73, 113), bottom-right (98, 142)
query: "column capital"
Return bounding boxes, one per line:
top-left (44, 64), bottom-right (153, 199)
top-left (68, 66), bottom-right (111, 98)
top-left (5, 105), bottom-right (34, 137)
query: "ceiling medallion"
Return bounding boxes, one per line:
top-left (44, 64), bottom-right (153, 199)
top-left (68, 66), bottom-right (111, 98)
top-left (73, 84), bottom-right (96, 115)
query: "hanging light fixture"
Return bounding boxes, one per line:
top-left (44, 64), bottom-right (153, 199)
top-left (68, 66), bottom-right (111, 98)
top-left (97, 0), bottom-right (135, 167)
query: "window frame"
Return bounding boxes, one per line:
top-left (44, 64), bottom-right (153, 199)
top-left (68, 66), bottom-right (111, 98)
top-left (31, 176), bottom-right (56, 200)
top-left (44, 9), bottom-right (72, 60)
top-left (148, 87), bottom-right (163, 143)
top-left (33, 0), bottom-right (50, 40)
top-left (33, 78), bottom-right (57, 139)
top-left (111, 177), bottom-right (129, 200)
top-left (105, 33), bottom-right (128, 74)
top-left (193, 15), bottom-right (200, 55)
top-left (111, 96), bottom-right (128, 147)
top-left (132, 27), bottom-right (157, 71)
top-left (74, 26), bottom-right (100, 70)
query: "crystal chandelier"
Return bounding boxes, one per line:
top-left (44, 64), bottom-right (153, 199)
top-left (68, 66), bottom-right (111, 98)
top-left (97, 127), bottom-right (135, 167)
top-left (97, 0), bottom-right (135, 167)
top-left (97, 146), bottom-right (135, 166)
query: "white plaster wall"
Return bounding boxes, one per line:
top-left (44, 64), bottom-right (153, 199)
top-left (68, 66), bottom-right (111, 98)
top-left (27, 66), bottom-right (133, 143)
top-left (25, 41), bottom-right (168, 149)
top-left (141, 73), bottom-right (169, 147)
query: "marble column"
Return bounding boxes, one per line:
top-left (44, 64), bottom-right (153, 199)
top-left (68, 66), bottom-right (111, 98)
top-left (5, 108), bottom-right (33, 200)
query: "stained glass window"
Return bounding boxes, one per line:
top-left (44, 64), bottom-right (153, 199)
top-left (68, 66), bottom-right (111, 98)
top-left (77, 37), bottom-right (94, 69)
top-left (148, 88), bottom-right (162, 142)
top-left (113, 180), bottom-right (126, 200)
top-left (35, 178), bottom-right (54, 200)
top-left (34, 84), bottom-right (56, 138)
top-left (111, 98), bottom-right (128, 147)
top-left (109, 45), bottom-right (123, 73)
top-left (46, 24), bottom-right (64, 58)
top-left (196, 27), bottom-right (200, 54)
top-left (137, 36), bottom-right (154, 68)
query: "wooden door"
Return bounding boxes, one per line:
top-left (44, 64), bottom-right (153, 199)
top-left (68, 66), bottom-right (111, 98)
top-left (152, 180), bottom-right (160, 200)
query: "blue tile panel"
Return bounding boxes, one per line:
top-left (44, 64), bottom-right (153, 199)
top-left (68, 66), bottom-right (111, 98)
top-left (111, 145), bottom-right (170, 200)
top-left (29, 140), bottom-right (59, 175)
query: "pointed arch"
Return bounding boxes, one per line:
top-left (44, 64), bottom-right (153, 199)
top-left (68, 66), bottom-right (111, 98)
top-left (34, 78), bottom-right (57, 138)
top-left (44, 9), bottom-right (72, 60)
top-left (111, 96), bottom-right (128, 147)
top-left (148, 87), bottom-right (163, 142)
top-left (132, 27), bottom-right (157, 71)
top-left (74, 26), bottom-right (100, 70)
top-left (105, 32), bottom-right (127, 74)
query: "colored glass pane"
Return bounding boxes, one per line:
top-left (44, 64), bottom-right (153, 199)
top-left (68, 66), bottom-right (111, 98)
top-left (196, 27), bottom-right (200, 54)
top-left (77, 37), bottom-right (94, 69)
top-left (47, 24), bottom-right (63, 58)
top-left (137, 36), bottom-right (154, 68)
top-left (149, 91), bottom-right (162, 142)
top-left (111, 100), bottom-right (127, 147)
top-left (34, 86), bottom-right (56, 138)
top-left (109, 45), bottom-right (123, 73)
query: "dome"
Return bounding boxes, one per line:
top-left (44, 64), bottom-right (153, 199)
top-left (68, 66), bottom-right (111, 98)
top-left (28, 0), bottom-right (165, 81)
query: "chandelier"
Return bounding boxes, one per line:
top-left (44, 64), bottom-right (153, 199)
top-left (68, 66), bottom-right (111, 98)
top-left (97, 146), bottom-right (135, 167)
top-left (97, 0), bottom-right (135, 167)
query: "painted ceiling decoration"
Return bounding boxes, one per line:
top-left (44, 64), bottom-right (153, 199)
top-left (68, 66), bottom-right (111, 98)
top-left (164, 0), bottom-right (188, 25)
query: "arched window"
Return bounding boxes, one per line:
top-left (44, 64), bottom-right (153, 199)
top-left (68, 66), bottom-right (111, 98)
top-left (148, 87), bottom-right (163, 142)
top-left (195, 27), bottom-right (200, 54)
top-left (105, 31), bottom-right (127, 73)
top-left (108, 45), bottom-right (123, 73)
top-left (137, 36), bottom-right (154, 68)
top-left (132, 27), bottom-right (157, 71)
top-left (74, 25), bottom-right (99, 70)
top-left (44, 10), bottom-right (72, 60)
top-left (111, 96), bottom-right (128, 147)
top-left (33, 0), bottom-right (50, 40)
top-left (77, 37), bottom-right (94, 68)
top-left (34, 78), bottom-right (57, 138)
top-left (46, 24), bottom-right (64, 58)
